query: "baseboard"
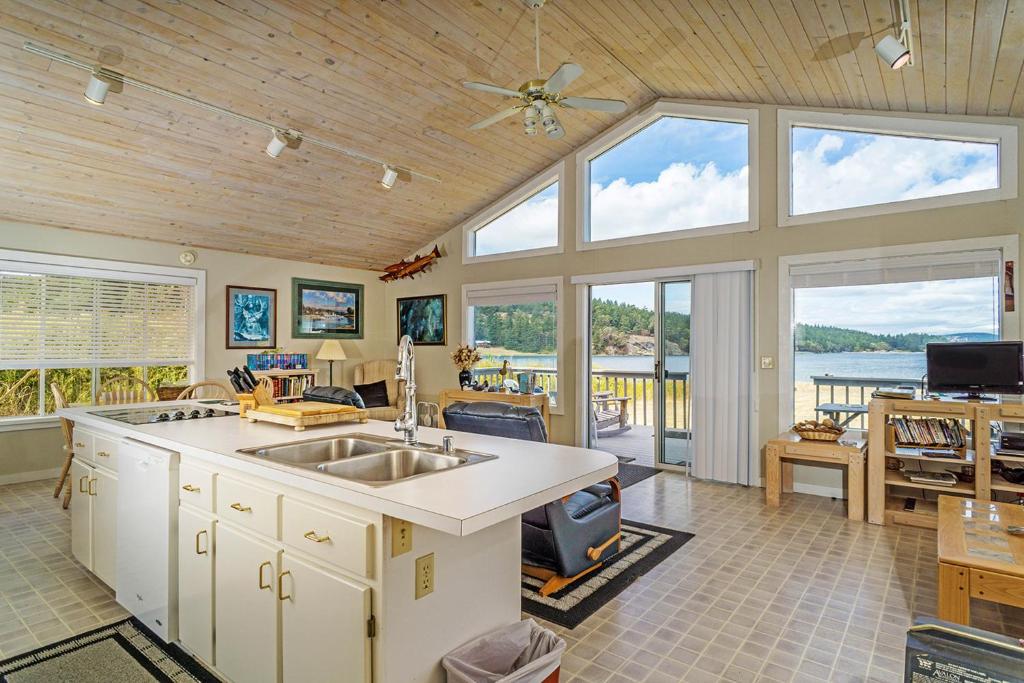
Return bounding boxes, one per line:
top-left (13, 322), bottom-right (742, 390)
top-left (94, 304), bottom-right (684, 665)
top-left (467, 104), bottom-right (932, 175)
top-left (792, 481), bottom-right (846, 499)
top-left (0, 467), bottom-right (61, 486)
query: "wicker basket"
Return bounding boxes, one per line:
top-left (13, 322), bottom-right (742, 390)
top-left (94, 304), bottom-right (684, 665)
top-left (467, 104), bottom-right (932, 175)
top-left (792, 427), bottom-right (844, 442)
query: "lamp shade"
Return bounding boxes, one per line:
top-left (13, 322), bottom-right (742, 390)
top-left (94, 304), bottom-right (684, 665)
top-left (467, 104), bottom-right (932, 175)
top-left (316, 340), bottom-right (347, 361)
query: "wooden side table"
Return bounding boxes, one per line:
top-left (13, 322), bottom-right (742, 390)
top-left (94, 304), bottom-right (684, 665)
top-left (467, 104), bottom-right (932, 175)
top-left (437, 388), bottom-right (551, 432)
top-left (937, 496), bottom-right (1024, 625)
top-left (764, 431), bottom-right (867, 521)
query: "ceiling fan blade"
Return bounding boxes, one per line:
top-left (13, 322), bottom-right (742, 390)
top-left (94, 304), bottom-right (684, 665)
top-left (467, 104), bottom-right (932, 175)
top-left (559, 96), bottom-right (627, 113)
top-left (468, 106), bottom-right (525, 130)
top-left (463, 81), bottom-right (523, 98)
top-left (544, 63), bottom-right (583, 94)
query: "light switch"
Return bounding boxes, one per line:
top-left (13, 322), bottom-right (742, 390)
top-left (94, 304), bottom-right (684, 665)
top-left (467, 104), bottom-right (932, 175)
top-left (391, 518), bottom-right (412, 557)
top-left (760, 356), bottom-right (776, 370)
top-left (415, 553), bottom-right (434, 599)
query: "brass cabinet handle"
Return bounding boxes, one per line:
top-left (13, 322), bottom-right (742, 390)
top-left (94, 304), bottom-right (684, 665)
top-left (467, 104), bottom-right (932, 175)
top-left (96, 451), bottom-right (110, 458)
top-left (277, 570), bottom-right (292, 601)
top-left (195, 529), bottom-right (208, 556)
top-left (79, 475), bottom-right (89, 493)
top-left (230, 502), bottom-right (251, 513)
top-left (303, 530), bottom-right (331, 544)
top-left (88, 478), bottom-right (97, 496)
top-left (182, 484), bottom-right (200, 493)
top-left (74, 441), bottom-right (85, 448)
top-left (258, 561), bottom-right (272, 590)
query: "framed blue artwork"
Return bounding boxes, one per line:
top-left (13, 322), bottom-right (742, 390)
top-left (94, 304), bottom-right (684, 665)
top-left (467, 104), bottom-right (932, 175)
top-left (226, 285), bottom-right (277, 349)
top-left (397, 294), bottom-right (446, 345)
top-left (292, 278), bottom-right (364, 339)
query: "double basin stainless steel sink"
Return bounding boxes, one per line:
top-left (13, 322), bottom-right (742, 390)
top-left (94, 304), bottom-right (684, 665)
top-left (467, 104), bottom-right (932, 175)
top-left (236, 433), bottom-right (497, 486)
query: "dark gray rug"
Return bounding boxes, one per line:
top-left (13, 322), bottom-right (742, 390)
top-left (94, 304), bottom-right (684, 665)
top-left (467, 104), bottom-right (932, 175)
top-left (521, 520), bottom-right (693, 629)
top-left (617, 462), bottom-right (660, 489)
top-left (0, 618), bottom-right (217, 683)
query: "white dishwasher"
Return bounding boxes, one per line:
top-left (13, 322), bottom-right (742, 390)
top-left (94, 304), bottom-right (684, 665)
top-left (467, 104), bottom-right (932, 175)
top-left (117, 438), bottom-right (179, 642)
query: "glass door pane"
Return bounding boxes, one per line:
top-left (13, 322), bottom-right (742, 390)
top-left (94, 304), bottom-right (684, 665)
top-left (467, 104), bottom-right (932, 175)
top-left (658, 281), bottom-right (692, 468)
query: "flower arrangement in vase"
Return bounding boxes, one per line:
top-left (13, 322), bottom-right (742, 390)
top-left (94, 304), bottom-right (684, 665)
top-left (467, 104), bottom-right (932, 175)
top-left (451, 344), bottom-right (482, 388)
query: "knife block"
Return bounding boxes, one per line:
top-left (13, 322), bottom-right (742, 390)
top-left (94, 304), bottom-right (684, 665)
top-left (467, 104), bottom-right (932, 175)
top-left (237, 393), bottom-right (256, 418)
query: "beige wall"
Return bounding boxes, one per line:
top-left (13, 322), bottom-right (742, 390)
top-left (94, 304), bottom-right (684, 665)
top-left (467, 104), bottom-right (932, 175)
top-left (382, 101), bottom-right (1024, 494)
top-left (0, 222), bottom-right (390, 479)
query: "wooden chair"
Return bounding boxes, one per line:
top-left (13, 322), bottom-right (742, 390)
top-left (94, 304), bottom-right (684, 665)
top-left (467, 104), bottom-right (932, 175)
top-left (50, 383), bottom-right (75, 509)
top-left (592, 391), bottom-right (631, 434)
top-left (95, 375), bottom-right (158, 405)
top-left (176, 380), bottom-right (235, 401)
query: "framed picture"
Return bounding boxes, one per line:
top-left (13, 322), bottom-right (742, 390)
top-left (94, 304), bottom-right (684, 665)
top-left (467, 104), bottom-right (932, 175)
top-left (292, 278), bottom-right (364, 339)
top-left (226, 286), bottom-right (277, 349)
top-left (397, 294), bottom-right (447, 346)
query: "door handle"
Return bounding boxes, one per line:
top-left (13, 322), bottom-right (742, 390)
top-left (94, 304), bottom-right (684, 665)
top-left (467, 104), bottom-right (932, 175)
top-left (182, 484), bottom-right (200, 493)
top-left (258, 561), bottom-right (272, 590)
top-left (654, 360), bottom-right (662, 382)
top-left (74, 441), bottom-right (85, 448)
top-left (88, 478), bottom-right (97, 496)
top-left (230, 502), bottom-right (251, 513)
top-left (195, 529), bottom-right (208, 556)
top-left (303, 530), bottom-right (331, 544)
top-left (96, 451), bottom-right (110, 458)
top-left (277, 570), bottom-right (292, 601)
top-left (79, 475), bottom-right (89, 493)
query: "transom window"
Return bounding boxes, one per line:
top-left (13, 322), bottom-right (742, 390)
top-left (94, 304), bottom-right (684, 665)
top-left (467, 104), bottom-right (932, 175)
top-left (578, 102), bottom-right (758, 249)
top-left (779, 110), bottom-right (1018, 225)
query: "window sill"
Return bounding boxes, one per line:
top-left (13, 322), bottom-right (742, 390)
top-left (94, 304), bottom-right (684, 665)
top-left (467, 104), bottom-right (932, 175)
top-left (463, 244), bottom-right (564, 265)
top-left (0, 416), bottom-right (61, 433)
top-left (578, 221), bottom-right (757, 251)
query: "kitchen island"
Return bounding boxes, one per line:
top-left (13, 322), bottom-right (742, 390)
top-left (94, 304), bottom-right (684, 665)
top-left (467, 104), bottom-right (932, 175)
top-left (61, 402), bottom-right (617, 683)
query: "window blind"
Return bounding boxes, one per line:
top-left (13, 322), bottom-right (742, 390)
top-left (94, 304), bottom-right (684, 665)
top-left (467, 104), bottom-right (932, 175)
top-left (789, 250), bottom-right (1001, 289)
top-left (0, 268), bottom-right (196, 369)
top-left (464, 281), bottom-right (558, 307)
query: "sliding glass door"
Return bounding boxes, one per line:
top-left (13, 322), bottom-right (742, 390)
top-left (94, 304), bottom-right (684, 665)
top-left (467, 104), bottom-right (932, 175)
top-left (656, 281), bottom-right (692, 469)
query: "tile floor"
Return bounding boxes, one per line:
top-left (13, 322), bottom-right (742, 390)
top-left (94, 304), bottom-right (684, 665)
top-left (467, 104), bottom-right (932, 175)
top-left (2, 474), bottom-right (1023, 681)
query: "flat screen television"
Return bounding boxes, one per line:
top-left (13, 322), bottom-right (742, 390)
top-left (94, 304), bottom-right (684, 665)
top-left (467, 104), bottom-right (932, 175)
top-left (926, 341), bottom-right (1024, 399)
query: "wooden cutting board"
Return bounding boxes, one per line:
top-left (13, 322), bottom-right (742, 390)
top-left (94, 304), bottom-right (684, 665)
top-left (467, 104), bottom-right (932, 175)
top-left (256, 401), bottom-right (356, 417)
top-left (245, 403), bottom-right (368, 431)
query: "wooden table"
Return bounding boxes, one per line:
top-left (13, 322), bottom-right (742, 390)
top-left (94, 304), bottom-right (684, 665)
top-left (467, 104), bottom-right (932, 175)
top-left (764, 431), bottom-right (867, 520)
top-left (937, 496), bottom-right (1024, 625)
top-left (437, 388), bottom-right (551, 432)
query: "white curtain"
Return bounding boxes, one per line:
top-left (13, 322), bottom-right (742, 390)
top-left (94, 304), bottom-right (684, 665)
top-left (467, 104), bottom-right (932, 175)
top-left (690, 270), bottom-right (754, 485)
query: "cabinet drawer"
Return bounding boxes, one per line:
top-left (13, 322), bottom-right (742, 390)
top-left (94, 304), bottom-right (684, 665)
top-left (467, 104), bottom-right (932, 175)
top-left (998, 404), bottom-right (1024, 420)
top-left (72, 429), bottom-right (95, 464)
top-left (216, 476), bottom-right (280, 538)
top-left (282, 498), bottom-right (374, 579)
top-left (890, 400), bottom-right (966, 416)
top-left (93, 434), bottom-right (119, 471)
top-left (179, 463), bottom-right (215, 512)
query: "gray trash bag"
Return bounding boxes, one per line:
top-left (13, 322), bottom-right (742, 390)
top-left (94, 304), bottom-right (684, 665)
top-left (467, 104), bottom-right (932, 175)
top-left (442, 619), bottom-right (566, 683)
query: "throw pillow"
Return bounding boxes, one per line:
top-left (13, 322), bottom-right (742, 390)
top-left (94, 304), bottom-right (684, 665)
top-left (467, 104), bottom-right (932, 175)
top-left (354, 380), bottom-right (390, 408)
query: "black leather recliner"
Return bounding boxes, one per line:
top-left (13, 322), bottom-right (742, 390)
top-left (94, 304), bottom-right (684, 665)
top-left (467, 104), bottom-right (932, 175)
top-left (442, 401), bottom-right (621, 596)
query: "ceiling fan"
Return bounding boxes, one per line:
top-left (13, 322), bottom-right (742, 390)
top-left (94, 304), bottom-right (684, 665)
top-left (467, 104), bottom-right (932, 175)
top-left (463, 0), bottom-right (627, 140)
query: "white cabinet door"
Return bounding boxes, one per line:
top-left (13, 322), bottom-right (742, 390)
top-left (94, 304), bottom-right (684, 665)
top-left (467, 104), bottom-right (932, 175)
top-left (281, 554), bottom-right (372, 683)
top-left (215, 524), bottom-right (280, 683)
top-left (91, 467), bottom-right (118, 588)
top-left (70, 459), bottom-right (94, 570)
top-left (178, 507), bottom-right (215, 665)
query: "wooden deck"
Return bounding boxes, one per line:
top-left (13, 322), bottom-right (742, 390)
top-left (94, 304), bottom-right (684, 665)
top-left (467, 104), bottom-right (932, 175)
top-left (591, 424), bottom-right (691, 468)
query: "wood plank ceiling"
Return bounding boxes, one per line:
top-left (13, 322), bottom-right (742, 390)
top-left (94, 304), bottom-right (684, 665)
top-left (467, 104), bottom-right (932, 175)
top-left (1, 1), bottom-right (1022, 270)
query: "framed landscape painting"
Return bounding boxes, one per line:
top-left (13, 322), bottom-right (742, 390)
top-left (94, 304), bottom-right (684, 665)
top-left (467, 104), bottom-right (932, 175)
top-left (226, 286), bottom-right (276, 349)
top-left (397, 294), bottom-right (446, 345)
top-left (292, 278), bottom-right (364, 339)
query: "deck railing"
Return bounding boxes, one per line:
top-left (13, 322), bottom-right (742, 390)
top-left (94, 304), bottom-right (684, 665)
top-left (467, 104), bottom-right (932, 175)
top-left (810, 374), bottom-right (925, 429)
top-left (470, 367), bottom-right (689, 430)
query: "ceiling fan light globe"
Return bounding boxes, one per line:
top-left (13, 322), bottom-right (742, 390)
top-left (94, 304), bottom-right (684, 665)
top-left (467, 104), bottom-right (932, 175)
top-left (524, 125), bottom-right (538, 136)
top-left (875, 34), bottom-right (910, 69)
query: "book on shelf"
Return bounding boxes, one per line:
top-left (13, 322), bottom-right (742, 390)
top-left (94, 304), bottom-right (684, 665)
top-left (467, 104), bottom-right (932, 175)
top-left (905, 471), bottom-right (959, 487)
top-left (872, 387), bottom-right (916, 400)
top-left (889, 417), bottom-right (967, 449)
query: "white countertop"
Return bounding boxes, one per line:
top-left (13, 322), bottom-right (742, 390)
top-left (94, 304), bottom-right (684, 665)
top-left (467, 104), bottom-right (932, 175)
top-left (61, 403), bottom-right (618, 536)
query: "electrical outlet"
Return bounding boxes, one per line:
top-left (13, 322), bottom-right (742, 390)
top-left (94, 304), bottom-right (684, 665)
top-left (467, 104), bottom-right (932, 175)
top-left (415, 553), bottom-right (434, 599)
top-left (760, 356), bottom-right (776, 370)
top-left (391, 518), bottom-right (412, 557)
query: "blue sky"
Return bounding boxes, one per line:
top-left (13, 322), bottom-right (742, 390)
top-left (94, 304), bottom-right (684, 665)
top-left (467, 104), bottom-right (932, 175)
top-left (592, 282), bottom-right (690, 315)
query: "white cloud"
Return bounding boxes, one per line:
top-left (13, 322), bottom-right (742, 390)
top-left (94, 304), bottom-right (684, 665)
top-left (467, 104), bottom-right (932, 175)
top-left (792, 132), bottom-right (998, 215)
top-left (590, 162), bottom-right (748, 241)
top-left (474, 188), bottom-right (559, 256)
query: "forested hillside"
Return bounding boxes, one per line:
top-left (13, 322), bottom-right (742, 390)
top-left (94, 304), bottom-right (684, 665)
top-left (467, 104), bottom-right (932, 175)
top-left (795, 324), bottom-right (996, 353)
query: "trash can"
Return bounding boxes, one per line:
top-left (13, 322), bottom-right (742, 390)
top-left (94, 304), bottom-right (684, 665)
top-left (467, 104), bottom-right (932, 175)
top-left (442, 619), bottom-right (566, 683)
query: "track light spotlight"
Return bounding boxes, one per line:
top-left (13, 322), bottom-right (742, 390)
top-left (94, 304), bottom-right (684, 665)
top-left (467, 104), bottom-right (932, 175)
top-left (523, 105), bottom-right (539, 136)
top-left (265, 130), bottom-right (289, 158)
top-left (381, 165), bottom-right (398, 190)
top-left (875, 34), bottom-right (911, 69)
top-left (84, 71), bottom-right (112, 105)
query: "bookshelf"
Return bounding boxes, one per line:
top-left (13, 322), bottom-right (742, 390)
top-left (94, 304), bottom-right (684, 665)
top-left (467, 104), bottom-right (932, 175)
top-left (252, 369), bottom-right (318, 402)
top-left (868, 398), bottom-right (1024, 528)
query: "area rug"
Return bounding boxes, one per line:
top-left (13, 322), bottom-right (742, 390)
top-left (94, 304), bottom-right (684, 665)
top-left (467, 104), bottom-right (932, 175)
top-left (521, 520), bottom-right (693, 629)
top-left (617, 462), bottom-right (660, 489)
top-left (0, 618), bottom-right (218, 683)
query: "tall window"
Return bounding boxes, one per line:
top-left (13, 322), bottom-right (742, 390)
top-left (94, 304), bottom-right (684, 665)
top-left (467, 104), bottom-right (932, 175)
top-left (579, 103), bottom-right (756, 248)
top-left (464, 166), bottom-right (561, 262)
top-left (780, 111), bottom-right (1017, 224)
top-left (463, 278), bottom-right (561, 408)
top-left (0, 253), bottom-right (200, 420)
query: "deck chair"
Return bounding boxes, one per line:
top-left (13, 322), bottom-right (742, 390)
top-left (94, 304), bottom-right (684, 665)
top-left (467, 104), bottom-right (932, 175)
top-left (176, 380), bottom-right (235, 401)
top-left (95, 375), bottom-right (158, 405)
top-left (50, 383), bottom-right (75, 509)
top-left (592, 390), bottom-right (631, 433)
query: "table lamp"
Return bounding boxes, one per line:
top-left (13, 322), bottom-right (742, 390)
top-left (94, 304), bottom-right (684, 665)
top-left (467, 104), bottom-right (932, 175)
top-left (316, 340), bottom-right (347, 385)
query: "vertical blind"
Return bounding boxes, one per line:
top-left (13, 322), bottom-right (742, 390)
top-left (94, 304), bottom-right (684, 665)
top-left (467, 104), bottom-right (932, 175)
top-left (0, 267), bottom-right (197, 369)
